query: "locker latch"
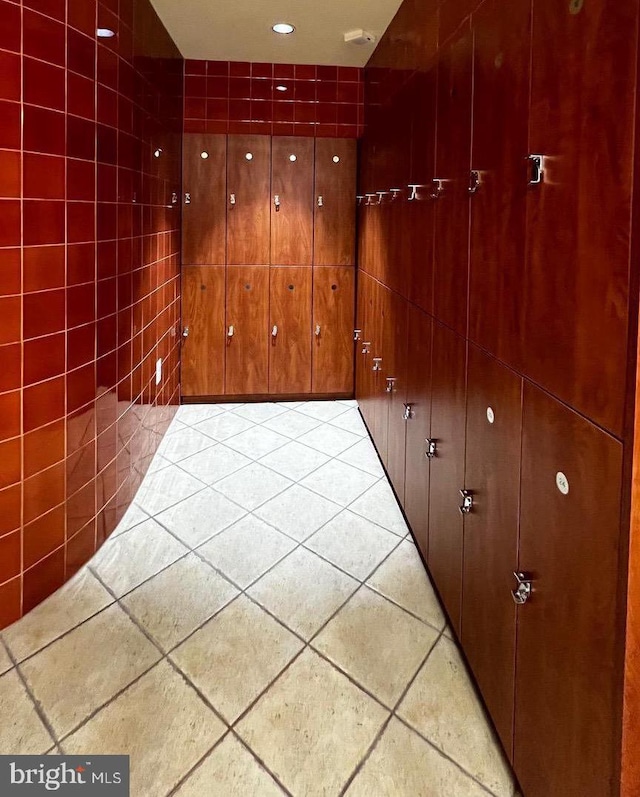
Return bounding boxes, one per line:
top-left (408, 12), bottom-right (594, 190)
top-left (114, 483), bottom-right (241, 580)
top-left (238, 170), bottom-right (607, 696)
top-left (425, 438), bottom-right (437, 459)
top-left (372, 357), bottom-right (382, 371)
top-left (403, 403), bottom-right (413, 421)
top-left (511, 572), bottom-right (533, 605)
top-left (230, 193), bottom-right (236, 207)
top-left (354, 329), bottom-right (362, 341)
top-left (227, 325), bottom-right (234, 344)
top-left (171, 192), bottom-right (178, 204)
top-left (527, 154), bottom-right (545, 186)
top-left (184, 192), bottom-right (191, 205)
top-left (317, 195), bottom-right (324, 207)
top-left (274, 194), bottom-right (281, 212)
top-left (315, 325), bottom-right (321, 337)
top-left (459, 489), bottom-right (474, 514)
top-left (182, 327), bottom-right (189, 339)
top-left (271, 325), bottom-right (278, 342)
top-left (468, 170), bottom-right (481, 194)
top-left (386, 377), bottom-right (396, 393)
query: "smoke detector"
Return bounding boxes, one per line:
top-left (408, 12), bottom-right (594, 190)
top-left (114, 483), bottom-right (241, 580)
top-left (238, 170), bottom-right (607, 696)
top-left (344, 29), bottom-right (376, 45)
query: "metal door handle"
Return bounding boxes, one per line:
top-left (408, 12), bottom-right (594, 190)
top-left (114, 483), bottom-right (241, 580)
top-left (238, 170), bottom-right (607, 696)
top-left (227, 325), bottom-right (234, 338)
top-left (315, 325), bottom-right (321, 337)
top-left (511, 572), bottom-right (533, 605)
top-left (459, 489), bottom-right (473, 514)
top-left (468, 170), bottom-right (481, 194)
top-left (425, 438), bottom-right (437, 459)
top-left (317, 195), bottom-right (324, 207)
top-left (182, 327), bottom-right (189, 339)
top-left (274, 194), bottom-right (281, 211)
top-left (386, 377), bottom-right (395, 393)
top-left (230, 193), bottom-right (236, 206)
top-left (403, 403), bottom-right (413, 421)
top-left (528, 154), bottom-right (544, 186)
top-left (184, 192), bottom-right (191, 205)
top-left (272, 325), bottom-right (278, 338)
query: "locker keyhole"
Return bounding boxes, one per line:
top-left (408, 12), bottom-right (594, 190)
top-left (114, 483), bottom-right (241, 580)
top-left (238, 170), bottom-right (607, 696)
top-left (245, 284), bottom-right (251, 290)
top-left (331, 284), bottom-right (338, 290)
top-left (200, 284), bottom-right (206, 291)
top-left (288, 284), bottom-right (294, 291)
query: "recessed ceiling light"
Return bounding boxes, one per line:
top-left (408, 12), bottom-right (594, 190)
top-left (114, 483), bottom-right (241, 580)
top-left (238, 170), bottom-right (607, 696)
top-left (272, 23), bottom-right (295, 35)
top-left (97, 28), bottom-right (116, 38)
top-left (275, 85), bottom-right (288, 92)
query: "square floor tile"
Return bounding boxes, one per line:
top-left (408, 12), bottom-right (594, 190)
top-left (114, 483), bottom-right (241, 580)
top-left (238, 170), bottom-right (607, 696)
top-left (3, 570), bottom-right (113, 663)
top-left (329, 408), bottom-right (367, 437)
top-left (225, 425), bottom-right (289, 460)
top-left (195, 413), bottom-right (255, 442)
top-left (248, 548), bottom-right (358, 639)
top-left (111, 502), bottom-right (150, 538)
top-left (135, 465), bottom-right (205, 515)
top-left (91, 518), bottom-right (188, 597)
top-left (349, 480), bottom-right (409, 536)
top-left (345, 717), bottom-right (490, 797)
top-left (64, 660), bottom-right (225, 795)
top-left (212, 463), bottom-right (292, 511)
top-left (176, 404), bottom-right (226, 426)
top-left (232, 403), bottom-right (288, 423)
top-left (337, 437), bottom-right (384, 476)
top-left (313, 586), bottom-right (439, 707)
top-left (157, 426), bottom-right (218, 463)
top-left (155, 488), bottom-right (247, 548)
top-left (262, 410), bottom-right (322, 440)
top-left (0, 670), bottom-right (53, 753)
top-left (397, 636), bottom-right (514, 797)
top-left (179, 444), bottom-right (252, 486)
top-left (120, 554), bottom-right (239, 652)
top-left (21, 604), bottom-right (161, 738)
top-left (254, 484), bottom-right (342, 541)
top-left (172, 596), bottom-right (303, 723)
top-left (300, 460), bottom-right (378, 507)
top-left (236, 648), bottom-right (388, 797)
top-left (297, 424), bottom-right (362, 457)
top-left (295, 401), bottom-right (351, 422)
top-left (174, 734), bottom-right (286, 796)
top-left (367, 540), bottom-right (446, 630)
top-left (197, 516), bottom-right (296, 588)
top-left (258, 440), bottom-right (330, 481)
top-left (305, 510), bottom-right (399, 580)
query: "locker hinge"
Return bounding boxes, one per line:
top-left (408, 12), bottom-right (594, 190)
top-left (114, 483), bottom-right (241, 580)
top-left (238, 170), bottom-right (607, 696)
top-left (459, 489), bottom-right (474, 514)
top-left (425, 438), bottom-right (437, 459)
top-left (511, 572), bottom-right (533, 605)
top-left (527, 154), bottom-right (545, 186)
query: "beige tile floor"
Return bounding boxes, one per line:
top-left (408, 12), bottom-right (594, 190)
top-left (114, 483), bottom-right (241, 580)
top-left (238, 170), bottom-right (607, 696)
top-left (1, 400), bottom-right (517, 797)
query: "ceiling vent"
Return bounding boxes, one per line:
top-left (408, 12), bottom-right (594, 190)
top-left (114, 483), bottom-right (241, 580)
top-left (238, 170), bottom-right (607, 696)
top-left (344, 29), bottom-right (376, 45)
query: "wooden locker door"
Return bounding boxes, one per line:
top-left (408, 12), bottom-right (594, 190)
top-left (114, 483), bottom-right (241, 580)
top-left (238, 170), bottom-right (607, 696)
top-left (271, 137), bottom-right (314, 266)
top-left (462, 345), bottom-right (522, 758)
top-left (428, 321), bottom-right (467, 634)
top-left (269, 267), bottom-right (312, 394)
top-left (182, 134), bottom-right (226, 265)
top-left (469, 0), bottom-right (530, 370)
top-left (227, 135), bottom-right (271, 265)
top-left (370, 282), bottom-right (388, 464)
top-left (404, 305), bottom-right (433, 559)
top-left (356, 273), bottom-right (375, 429)
top-left (385, 291), bottom-right (409, 501)
top-left (225, 266), bottom-right (269, 395)
top-left (181, 266), bottom-right (225, 396)
top-left (312, 267), bottom-right (355, 395)
top-left (514, 383), bottom-right (622, 797)
top-left (432, 23), bottom-right (473, 336)
top-left (523, 0), bottom-right (636, 437)
top-left (314, 139), bottom-right (356, 266)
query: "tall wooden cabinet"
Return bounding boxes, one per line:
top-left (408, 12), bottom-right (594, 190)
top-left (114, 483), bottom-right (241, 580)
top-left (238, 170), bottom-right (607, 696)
top-left (356, 0), bottom-right (640, 794)
top-left (181, 135), bottom-right (357, 400)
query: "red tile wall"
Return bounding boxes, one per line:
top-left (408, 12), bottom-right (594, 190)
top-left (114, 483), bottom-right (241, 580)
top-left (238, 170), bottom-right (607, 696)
top-left (0, 0), bottom-right (183, 628)
top-left (184, 60), bottom-right (364, 139)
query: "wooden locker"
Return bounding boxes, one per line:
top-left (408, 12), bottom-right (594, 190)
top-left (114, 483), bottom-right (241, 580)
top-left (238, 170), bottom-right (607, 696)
top-left (225, 266), bottom-right (269, 395)
top-left (469, 0), bottom-right (530, 370)
top-left (404, 304), bottom-right (433, 558)
top-left (227, 135), bottom-right (271, 265)
top-left (522, 0), bottom-right (635, 437)
top-left (314, 139), bottom-right (357, 266)
top-left (428, 321), bottom-right (467, 634)
top-left (269, 267), bottom-right (312, 394)
top-left (370, 282), bottom-right (389, 463)
top-left (271, 137), bottom-right (314, 266)
top-left (180, 266), bottom-right (226, 396)
top-left (182, 134), bottom-right (226, 265)
top-left (462, 345), bottom-right (522, 758)
top-left (514, 383), bottom-right (622, 797)
top-left (312, 267), bottom-right (355, 395)
top-left (432, 24), bottom-right (473, 336)
top-left (384, 290), bottom-right (409, 501)
top-left (356, 273), bottom-right (375, 429)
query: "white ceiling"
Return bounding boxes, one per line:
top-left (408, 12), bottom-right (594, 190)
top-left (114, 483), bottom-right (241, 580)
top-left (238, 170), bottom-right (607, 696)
top-left (149, 0), bottom-right (404, 67)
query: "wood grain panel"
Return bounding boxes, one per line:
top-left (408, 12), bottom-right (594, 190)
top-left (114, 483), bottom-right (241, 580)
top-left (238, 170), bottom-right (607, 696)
top-left (271, 137), bottom-right (314, 265)
top-left (462, 345), bottom-right (522, 758)
top-left (227, 135), bottom-right (271, 265)
top-left (515, 382), bottom-right (623, 797)
top-left (469, 0), bottom-right (530, 370)
top-left (523, 0), bottom-right (636, 436)
top-left (181, 266), bottom-right (225, 396)
top-left (404, 304), bottom-right (433, 558)
top-left (182, 134), bottom-right (226, 266)
top-left (433, 23), bottom-right (473, 336)
top-left (225, 266), bottom-right (269, 395)
top-left (384, 290), bottom-right (409, 501)
top-left (356, 272), bottom-right (375, 429)
top-left (269, 267), bottom-right (312, 395)
top-left (428, 321), bottom-right (467, 634)
top-left (314, 139), bottom-right (356, 266)
top-left (312, 267), bottom-right (355, 395)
